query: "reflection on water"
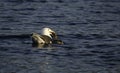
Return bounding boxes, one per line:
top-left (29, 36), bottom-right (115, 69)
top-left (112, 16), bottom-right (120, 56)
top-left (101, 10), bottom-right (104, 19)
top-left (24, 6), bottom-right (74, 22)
top-left (0, 0), bottom-right (120, 73)
top-left (32, 43), bottom-right (51, 48)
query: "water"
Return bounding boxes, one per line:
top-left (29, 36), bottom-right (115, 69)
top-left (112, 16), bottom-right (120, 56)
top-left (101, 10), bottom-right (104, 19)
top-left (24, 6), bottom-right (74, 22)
top-left (0, 0), bottom-right (120, 73)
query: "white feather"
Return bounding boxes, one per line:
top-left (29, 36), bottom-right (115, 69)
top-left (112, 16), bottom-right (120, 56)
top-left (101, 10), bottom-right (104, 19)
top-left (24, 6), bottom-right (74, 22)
top-left (41, 27), bottom-right (55, 38)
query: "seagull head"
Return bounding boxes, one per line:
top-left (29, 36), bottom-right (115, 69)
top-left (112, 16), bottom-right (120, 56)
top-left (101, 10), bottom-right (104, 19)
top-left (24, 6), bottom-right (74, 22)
top-left (41, 27), bottom-right (57, 39)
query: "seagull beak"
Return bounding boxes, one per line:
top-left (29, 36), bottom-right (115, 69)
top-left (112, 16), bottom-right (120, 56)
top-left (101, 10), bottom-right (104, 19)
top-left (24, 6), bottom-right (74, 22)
top-left (50, 31), bottom-right (57, 39)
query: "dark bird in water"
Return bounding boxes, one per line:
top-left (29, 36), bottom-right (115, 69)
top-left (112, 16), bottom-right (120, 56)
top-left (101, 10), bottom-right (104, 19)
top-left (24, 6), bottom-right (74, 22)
top-left (31, 27), bottom-right (63, 47)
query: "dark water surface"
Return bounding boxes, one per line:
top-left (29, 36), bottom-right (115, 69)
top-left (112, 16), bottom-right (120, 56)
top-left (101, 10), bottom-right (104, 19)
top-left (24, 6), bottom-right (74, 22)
top-left (0, 0), bottom-right (120, 73)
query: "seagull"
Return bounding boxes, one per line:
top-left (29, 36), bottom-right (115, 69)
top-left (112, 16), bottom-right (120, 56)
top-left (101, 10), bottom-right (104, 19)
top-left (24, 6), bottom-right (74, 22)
top-left (31, 27), bottom-right (63, 46)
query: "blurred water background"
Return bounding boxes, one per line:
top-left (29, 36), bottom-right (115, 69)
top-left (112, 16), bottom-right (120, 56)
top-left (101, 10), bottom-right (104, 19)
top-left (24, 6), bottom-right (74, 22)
top-left (0, 0), bottom-right (120, 73)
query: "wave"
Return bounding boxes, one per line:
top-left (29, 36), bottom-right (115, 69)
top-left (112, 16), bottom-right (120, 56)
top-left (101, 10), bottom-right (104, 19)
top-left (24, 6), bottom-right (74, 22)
top-left (0, 34), bottom-right (31, 39)
top-left (72, 33), bottom-right (120, 39)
